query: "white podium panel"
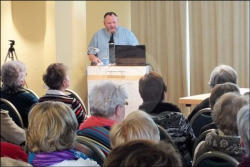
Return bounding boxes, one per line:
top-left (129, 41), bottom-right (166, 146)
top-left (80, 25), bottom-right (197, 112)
top-left (87, 66), bottom-right (150, 117)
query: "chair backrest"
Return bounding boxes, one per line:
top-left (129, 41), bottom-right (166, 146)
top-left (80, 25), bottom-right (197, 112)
top-left (192, 129), bottom-right (216, 155)
top-left (76, 136), bottom-right (106, 166)
top-left (77, 126), bottom-right (111, 156)
top-left (65, 89), bottom-right (88, 115)
top-left (190, 108), bottom-right (213, 137)
top-left (193, 151), bottom-right (239, 167)
top-left (0, 98), bottom-right (24, 128)
top-left (25, 88), bottom-right (39, 99)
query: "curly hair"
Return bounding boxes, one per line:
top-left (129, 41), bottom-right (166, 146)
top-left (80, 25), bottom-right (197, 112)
top-left (43, 63), bottom-right (67, 90)
top-left (213, 93), bottom-right (248, 135)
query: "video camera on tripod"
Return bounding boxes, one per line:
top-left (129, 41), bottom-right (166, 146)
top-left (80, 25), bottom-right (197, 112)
top-left (4, 40), bottom-right (18, 62)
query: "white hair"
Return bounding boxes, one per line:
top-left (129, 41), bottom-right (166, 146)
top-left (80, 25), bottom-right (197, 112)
top-left (208, 65), bottom-right (238, 88)
top-left (89, 82), bottom-right (127, 117)
top-left (1, 61), bottom-right (26, 88)
top-left (237, 104), bottom-right (250, 156)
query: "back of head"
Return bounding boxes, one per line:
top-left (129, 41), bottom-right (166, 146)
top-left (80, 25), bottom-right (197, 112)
top-left (213, 92), bottom-right (248, 135)
top-left (1, 60), bottom-right (26, 90)
top-left (1, 157), bottom-right (32, 167)
top-left (139, 72), bottom-right (166, 103)
top-left (26, 101), bottom-right (78, 153)
top-left (43, 63), bottom-right (67, 90)
top-left (209, 82), bottom-right (240, 109)
top-left (208, 65), bottom-right (238, 88)
top-left (110, 110), bottom-right (160, 148)
top-left (104, 140), bottom-right (182, 167)
top-left (89, 82), bottom-right (127, 118)
top-left (237, 104), bottom-right (250, 156)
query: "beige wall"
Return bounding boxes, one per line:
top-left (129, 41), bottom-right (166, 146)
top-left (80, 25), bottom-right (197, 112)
top-left (1, 1), bottom-right (56, 96)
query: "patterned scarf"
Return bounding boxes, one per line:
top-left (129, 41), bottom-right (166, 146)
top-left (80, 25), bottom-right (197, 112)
top-left (28, 149), bottom-right (88, 167)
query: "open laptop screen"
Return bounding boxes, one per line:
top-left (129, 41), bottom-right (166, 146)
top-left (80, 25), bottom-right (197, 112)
top-left (115, 45), bottom-right (146, 66)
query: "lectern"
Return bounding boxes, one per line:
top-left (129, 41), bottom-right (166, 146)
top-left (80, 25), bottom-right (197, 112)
top-left (87, 66), bottom-right (150, 116)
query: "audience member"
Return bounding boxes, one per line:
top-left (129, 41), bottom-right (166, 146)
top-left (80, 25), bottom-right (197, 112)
top-left (0, 109), bottom-right (25, 145)
top-left (26, 101), bottom-right (98, 167)
top-left (200, 82), bottom-right (241, 133)
top-left (138, 72), bottom-right (195, 166)
top-left (1, 157), bottom-right (32, 166)
top-left (237, 104), bottom-right (250, 167)
top-left (188, 64), bottom-right (238, 121)
top-left (78, 82), bottom-right (127, 155)
top-left (103, 140), bottom-right (182, 167)
top-left (0, 142), bottom-right (28, 162)
top-left (110, 110), bottom-right (160, 148)
top-left (39, 63), bottom-right (86, 125)
top-left (193, 93), bottom-right (248, 163)
top-left (1, 60), bottom-right (38, 128)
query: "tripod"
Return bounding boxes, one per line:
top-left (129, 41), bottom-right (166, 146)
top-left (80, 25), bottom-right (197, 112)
top-left (4, 40), bottom-right (18, 62)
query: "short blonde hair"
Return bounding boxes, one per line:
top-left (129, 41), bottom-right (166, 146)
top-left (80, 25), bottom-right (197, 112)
top-left (213, 93), bottom-right (248, 135)
top-left (110, 110), bottom-right (160, 148)
top-left (26, 101), bottom-right (78, 153)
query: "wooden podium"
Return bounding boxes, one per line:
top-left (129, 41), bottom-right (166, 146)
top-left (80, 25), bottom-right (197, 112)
top-left (87, 66), bottom-right (150, 116)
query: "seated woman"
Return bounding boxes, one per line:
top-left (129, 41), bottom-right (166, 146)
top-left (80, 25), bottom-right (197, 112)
top-left (1, 60), bottom-right (38, 128)
top-left (26, 101), bottom-right (99, 167)
top-left (103, 140), bottom-right (182, 167)
top-left (78, 82), bottom-right (128, 155)
top-left (110, 110), bottom-right (160, 148)
top-left (39, 63), bottom-right (86, 125)
top-left (138, 72), bottom-right (195, 167)
top-left (0, 109), bottom-right (26, 146)
top-left (200, 82), bottom-right (240, 133)
top-left (237, 104), bottom-right (250, 167)
top-left (193, 93), bottom-right (248, 163)
top-left (188, 64), bottom-right (238, 121)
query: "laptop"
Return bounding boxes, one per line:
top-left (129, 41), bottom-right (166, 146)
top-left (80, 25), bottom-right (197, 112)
top-left (114, 45), bottom-right (146, 66)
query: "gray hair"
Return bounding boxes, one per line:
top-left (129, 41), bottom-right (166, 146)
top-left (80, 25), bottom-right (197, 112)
top-left (1, 61), bottom-right (26, 88)
top-left (213, 92), bottom-right (248, 135)
top-left (89, 82), bottom-right (127, 117)
top-left (208, 65), bottom-right (238, 88)
top-left (237, 104), bottom-right (250, 156)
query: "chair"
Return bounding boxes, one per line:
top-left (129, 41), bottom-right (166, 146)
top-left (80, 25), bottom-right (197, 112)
top-left (76, 136), bottom-right (106, 166)
top-left (192, 129), bottom-right (216, 155)
top-left (190, 108), bottom-right (213, 137)
top-left (77, 127), bottom-right (111, 156)
top-left (25, 88), bottom-right (39, 99)
top-left (193, 151), bottom-right (239, 167)
top-left (0, 98), bottom-right (24, 128)
top-left (65, 89), bottom-right (88, 115)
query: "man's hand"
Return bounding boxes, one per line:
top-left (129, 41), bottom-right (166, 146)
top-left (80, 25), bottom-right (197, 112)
top-left (88, 54), bottom-right (102, 64)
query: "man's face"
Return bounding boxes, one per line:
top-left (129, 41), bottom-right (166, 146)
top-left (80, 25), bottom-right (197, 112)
top-left (104, 14), bottom-right (118, 33)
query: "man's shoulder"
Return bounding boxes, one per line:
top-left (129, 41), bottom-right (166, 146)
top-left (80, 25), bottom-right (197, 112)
top-left (94, 28), bottom-right (107, 35)
top-left (117, 26), bottom-right (133, 33)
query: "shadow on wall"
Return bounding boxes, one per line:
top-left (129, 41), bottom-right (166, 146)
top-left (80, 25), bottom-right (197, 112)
top-left (11, 1), bottom-right (46, 42)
